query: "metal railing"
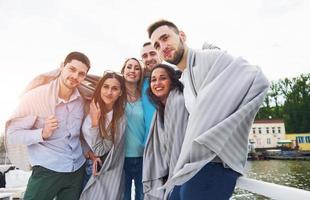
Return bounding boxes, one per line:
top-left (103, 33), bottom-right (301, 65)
top-left (236, 177), bottom-right (310, 200)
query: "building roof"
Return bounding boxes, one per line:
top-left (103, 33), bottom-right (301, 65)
top-left (254, 119), bottom-right (284, 124)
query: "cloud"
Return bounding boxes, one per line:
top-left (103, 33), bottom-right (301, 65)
top-left (259, 0), bottom-right (303, 17)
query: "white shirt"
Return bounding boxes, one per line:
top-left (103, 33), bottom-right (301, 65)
top-left (179, 67), bottom-right (196, 114)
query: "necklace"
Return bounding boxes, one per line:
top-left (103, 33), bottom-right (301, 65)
top-left (127, 88), bottom-right (136, 97)
top-left (126, 87), bottom-right (139, 102)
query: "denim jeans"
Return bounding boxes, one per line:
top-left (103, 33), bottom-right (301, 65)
top-left (124, 157), bottom-right (144, 200)
top-left (169, 162), bottom-right (240, 200)
top-left (81, 159), bottom-right (92, 190)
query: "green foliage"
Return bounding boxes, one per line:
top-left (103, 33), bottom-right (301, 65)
top-left (256, 73), bottom-right (310, 133)
top-left (0, 135), bottom-right (5, 153)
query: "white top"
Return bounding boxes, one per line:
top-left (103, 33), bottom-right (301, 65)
top-left (179, 68), bottom-right (196, 114)
top-left (83, 110), bottom-right (113, 155)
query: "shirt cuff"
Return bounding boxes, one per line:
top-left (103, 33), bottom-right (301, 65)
top-left (34, 128), bottom-right (45, 143)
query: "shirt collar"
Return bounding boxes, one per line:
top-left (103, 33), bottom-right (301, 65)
top-left (57, 88), bottom-right (81, 105)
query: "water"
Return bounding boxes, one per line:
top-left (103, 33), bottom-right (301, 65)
top-left (1, 154), bottom-right (309, 199)
top-left (232, 160), bottom-right (310, 199)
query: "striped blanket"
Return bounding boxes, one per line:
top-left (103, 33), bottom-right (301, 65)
top-left (79, 116), bottom-right (126, 200)
top-left (5, 79), bottom-right (60, 170)
top-left (163, 49), bottom-right (269, 194)
top-left (4, 69), bottom-right (99, 170)
top-left (143, 89), bottom-right (188, 199)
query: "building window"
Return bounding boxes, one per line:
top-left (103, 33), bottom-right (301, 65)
top-left (266, 127), bottom-right (269, 134)
top-left (267, 138), bottom-right (271, 144)
top-left (253, 128), bottom-right (256, 134)
top-left (272, 127), bottom-right (275, 134)
top-left (305, 136), bottom-right (310, 143)
top-left (277, 127), bottom-right (281, 134)
top-left (257, 138), bottom-right (261, 145)
top-left (258, 128), bottom-right (262, 134)
top-left (297, 136), bottom-right (305, 144)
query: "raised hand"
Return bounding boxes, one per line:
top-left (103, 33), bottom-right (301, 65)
top-left (89, 100), bottom-right (101, 127)
top-left (42, 115), bottom-right (58, 139)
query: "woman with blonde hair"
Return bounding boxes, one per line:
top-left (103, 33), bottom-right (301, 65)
top-left (121, 58), bottom-right (146, 200)
top-left (80, 71), bottom-right (127, 200)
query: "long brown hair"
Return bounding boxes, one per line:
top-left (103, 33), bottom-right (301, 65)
top-left (92, 72), bottom-right (127, 143)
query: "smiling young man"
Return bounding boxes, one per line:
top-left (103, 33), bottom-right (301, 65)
top-left (140, 42), bottom-right (162, 141)
top-left (5, 52), bottom-right (91, 200)
top-left (147, 20), bottom-right (270, 199)
top-left (141, 42), bottom-right (162, 76)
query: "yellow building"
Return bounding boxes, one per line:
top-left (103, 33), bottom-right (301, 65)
top-left (286, 133), bottom-right (310, 151)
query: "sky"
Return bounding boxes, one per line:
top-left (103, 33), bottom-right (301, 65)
top-left (0, 0), bottom-right (309, 131)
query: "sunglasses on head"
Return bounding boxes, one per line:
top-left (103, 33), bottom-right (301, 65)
top-left (103, 70), bottom-right (123, 77)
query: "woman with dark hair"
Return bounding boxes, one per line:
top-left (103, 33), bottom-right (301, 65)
top-left (143, 64), bottom-right (189, 200)
top-left (121, 58), bottom-right (146, 200)
top-left (80, 71), bottom-right (127, 200)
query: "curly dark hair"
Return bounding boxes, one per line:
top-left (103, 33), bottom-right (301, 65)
top-left (147, 64), bottom-right (183, 123)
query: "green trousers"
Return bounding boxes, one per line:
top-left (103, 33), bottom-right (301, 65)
top-left (23, 164), bottom-right (85, 200)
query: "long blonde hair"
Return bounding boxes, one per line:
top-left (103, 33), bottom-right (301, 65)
top-left (121, 58), bottom-right (144, 92)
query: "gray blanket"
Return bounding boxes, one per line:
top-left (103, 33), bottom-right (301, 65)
top-left (143, 89), bottom-right (188, 199)
top-left (5, 70), bottom-right (98, 171)
top-left (5, 79), bottom-right (60, 170)
top-left (164, 49), bottom-right (269, 193)
top-left (79, 116), bottom-right (126, 200)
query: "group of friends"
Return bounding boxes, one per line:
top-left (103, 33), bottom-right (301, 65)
top-left (5, 19), bottom-right (270, 200)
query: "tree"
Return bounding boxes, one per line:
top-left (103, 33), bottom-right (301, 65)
top-left (256, 73), bottom-right (310, 133)
top-left (0, 135), bottom-right (5, 153)
top-left (256, 81), bottom-right (284, 120)
top-left (281, 74), bottom-right (310, 132)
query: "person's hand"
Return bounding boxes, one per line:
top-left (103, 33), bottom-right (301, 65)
top-left (87, 150), bottom-right (102, 176)
top-left (89, 100), bottom-right (101, 127)
top-left (42, 115), bottom-right (58, 139)
top-left (87, 150), bottom-right (97, 162)
top-left (92, 157), bottom-right (102, 176)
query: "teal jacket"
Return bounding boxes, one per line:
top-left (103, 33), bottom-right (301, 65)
top-left (141, 79), bottom-right (156, 144)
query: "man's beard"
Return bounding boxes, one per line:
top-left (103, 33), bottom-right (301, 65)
top-left (166, 40), bottom-right (184, 65)
top-left (61, 76), bottom-right (78, 90)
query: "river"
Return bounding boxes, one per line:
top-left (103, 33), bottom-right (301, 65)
top-left (233, 160), bottom-right (310, 199)
top-left (1, 154), bottom-right (309, 199)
